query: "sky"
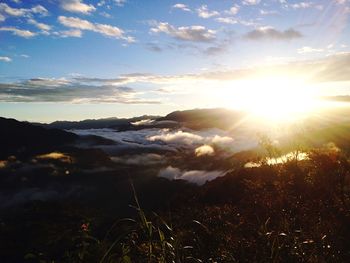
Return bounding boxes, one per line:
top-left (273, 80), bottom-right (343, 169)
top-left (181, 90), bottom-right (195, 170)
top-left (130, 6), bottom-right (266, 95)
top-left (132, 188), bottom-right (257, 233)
top-left (0, 0), bottom-right (350, 122)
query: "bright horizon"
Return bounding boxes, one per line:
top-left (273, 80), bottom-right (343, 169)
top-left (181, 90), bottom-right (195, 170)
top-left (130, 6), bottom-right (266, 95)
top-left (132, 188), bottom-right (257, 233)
top-left (1, 0), bottom-right (350, 122)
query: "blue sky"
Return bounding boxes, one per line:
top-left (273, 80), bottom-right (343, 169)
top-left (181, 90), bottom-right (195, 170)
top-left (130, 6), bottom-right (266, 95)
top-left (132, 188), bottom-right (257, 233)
top-left (0, 0), bottom-right (350, 122)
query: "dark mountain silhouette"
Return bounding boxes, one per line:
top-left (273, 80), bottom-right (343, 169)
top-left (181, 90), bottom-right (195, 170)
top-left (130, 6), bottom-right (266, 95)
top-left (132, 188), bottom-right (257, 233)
top-left (33, 109), bottom-right (247, 131)
top-left (37, 115), bottom-right (160, 130)
top-left (0, 117), bottom-right (78, 159)
top-left (159, 108), bottom-right (247, 130)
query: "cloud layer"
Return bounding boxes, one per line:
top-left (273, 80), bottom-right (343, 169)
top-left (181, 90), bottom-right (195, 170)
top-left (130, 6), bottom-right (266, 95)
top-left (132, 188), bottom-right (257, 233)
top-left (159, 166), bottom-right (226, 185)
top-left (0, 56), bottom-right (12, 62)
top-left (0, 78), bottom-right (157, 104)
top-left (0, 26), bottom-right (36, 38)
top-left (60, 0), bottom-right (96, 14)
top-left (71, 127), bottom-right (257, 159)
top-left (244, 27), bottom-right (302, 41)
top-left (1, 52), bottom-right (350, 104)
top-left (150, 21), bottom-right (216, 42)
top-left (195, 145), bottom-right (214, 156)
top-left (0, 3), bottom-right (48, 19)
top-left (58, 16), bottom-right (135, 42)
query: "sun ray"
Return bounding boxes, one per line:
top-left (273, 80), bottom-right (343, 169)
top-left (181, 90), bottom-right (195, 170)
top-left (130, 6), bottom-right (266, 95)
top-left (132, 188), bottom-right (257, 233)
top-left (221, 78), bottom-right (323, 122)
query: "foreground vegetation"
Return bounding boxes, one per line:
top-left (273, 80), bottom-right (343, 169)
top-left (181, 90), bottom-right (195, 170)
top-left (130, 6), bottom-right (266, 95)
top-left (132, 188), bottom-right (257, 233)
top-left (1, 142), bottom-right (350, 262)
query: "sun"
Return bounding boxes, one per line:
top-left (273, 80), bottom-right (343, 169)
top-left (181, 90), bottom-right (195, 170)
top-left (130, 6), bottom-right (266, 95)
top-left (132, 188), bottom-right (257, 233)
top-left (223, 78), bottom-right (320, 122)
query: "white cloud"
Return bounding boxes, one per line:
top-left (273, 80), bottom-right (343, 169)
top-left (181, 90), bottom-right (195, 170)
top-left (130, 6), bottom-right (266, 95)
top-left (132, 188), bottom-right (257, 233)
top-left (0, 3), bottom-right (48, 20)
top-left (297, 46), bottom-right (324, 54)
top-left (100, 11), bottom-right (112, 18)
top-left (97, 1), bottom-right (106, 7)
top-left (25, 78), bottom-right (71, 87)
top-left (0, 56), bottom-right (11, 62)
top-left (242, 0), bottom-right (261, 5)
top-left (211, 135), bottom-right (234, 147)
top-left (260, 9), bottom-right (279, 15)
top-left (197, 5), bottom-right (219, 18)
top-left (131, 119), bottom-right (155, 126)
top-left (30, 5), bottom-right (49, 16)
top-left (115, 0), bottom-right (127, 7)
top-left (291, 2), bottom-right (312, 9)
top-left (158, 166), bottom-right (226, 185)
top-left (195, 145), bottom-right (214, 156)
top-left (216, 17), bottom-right (258, 27)
top-left (150, 21), bottom-right (216, 42)
top-left (225, 5), bottom-right (240, 15)
top-left (180, 170), bottom-right (226, 185)
top-left (244, 26), bottom-right (303, 40)
top-left (96, 23), bottom-right (124, 37)
top-left (239, 20), bottom-right (258, 27)
top-left (147, 129), bottom-right (239, 153)
top-left (20, 54), bottom-right (29, 58)
top-left (216, 17), bottom-right (238, 24)
top-left (58, 16), bottom-right (94, 30)
top-left (0, 26), bottom-right (36, 38)
top-left (58, 29), bottom-right (83, 38)
top-left (148, 130), bottom-right (204, 145)
top-left (60, 0), bottom-right (96, 14)
top-left (72, 128), bottom-right (176, 154)
top-left (159, 166), bottom-right (181, 179)
top-left (172, 3), bottom-right (191, 12)
top-left (28, 18), bottom-right (51, 31)
top-left (288, 2), bottom-right (323, 10)
top-left (0, 3), bottom-right (26, 16)
top-left (58, 16), bottom-right (135, 42)
top-left (112, 153), bottom-right (165, 165)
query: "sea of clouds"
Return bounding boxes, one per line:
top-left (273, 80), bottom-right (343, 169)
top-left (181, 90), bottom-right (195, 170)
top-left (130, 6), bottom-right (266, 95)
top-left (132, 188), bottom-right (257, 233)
top-left (71, 127), bottom-right (259, 185)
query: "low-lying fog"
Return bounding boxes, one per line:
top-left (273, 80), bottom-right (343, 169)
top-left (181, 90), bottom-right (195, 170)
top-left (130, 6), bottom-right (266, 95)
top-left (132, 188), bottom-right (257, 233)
top-left (71, 127), bottom-right (259, 185)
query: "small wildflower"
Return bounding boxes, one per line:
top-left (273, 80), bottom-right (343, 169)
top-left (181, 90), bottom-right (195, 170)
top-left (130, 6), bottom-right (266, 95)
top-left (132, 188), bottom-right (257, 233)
top-left (81, 223), bottom-right (89, 232)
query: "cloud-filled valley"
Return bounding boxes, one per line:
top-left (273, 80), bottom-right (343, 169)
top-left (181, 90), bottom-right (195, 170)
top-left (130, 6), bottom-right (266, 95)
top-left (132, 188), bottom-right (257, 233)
top-left (68, 122), bottom-right (261, 185)
top-left (2, 104), bottom-right (347, 209)
top-left (1, 105), bottom-right (350, 209)
top-left (71, 126), bottom-right (258, 158)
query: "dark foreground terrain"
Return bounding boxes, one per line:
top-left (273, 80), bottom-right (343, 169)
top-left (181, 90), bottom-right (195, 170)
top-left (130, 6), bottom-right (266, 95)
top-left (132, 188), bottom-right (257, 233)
top-left (0, 110), bottom-right (350, 262)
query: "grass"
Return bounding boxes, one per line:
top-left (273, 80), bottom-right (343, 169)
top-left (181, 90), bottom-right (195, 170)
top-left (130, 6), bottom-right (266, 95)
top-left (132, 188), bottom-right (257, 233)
top-left (2, 142), bottom-right (350, 262)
